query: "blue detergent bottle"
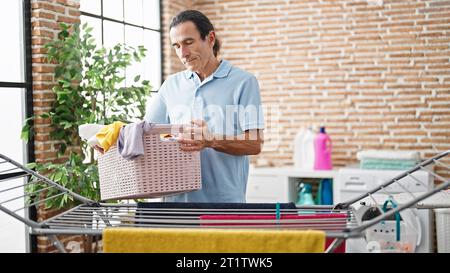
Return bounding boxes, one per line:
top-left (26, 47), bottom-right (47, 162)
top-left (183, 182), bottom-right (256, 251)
top-left (320, 178), bottom-right (333, 205)
top-left (296, 183), bottom-right (316, 205)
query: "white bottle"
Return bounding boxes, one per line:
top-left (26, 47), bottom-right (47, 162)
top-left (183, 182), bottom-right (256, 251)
top-left (294, 127), bottom-right (306, 169)
top-left (294, 126), bottom-right (316, 170)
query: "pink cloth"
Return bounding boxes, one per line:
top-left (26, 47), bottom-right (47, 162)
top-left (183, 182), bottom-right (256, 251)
top-left (199, 213), bottom-right (347, 253)
top-left (200, 213), bottom-right (346, 223)
top-left (199, 213), bottom-right (347, 230)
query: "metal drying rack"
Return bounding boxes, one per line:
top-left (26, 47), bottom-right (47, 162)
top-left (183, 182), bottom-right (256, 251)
top-left (0, 150), bottom-right (449, 253)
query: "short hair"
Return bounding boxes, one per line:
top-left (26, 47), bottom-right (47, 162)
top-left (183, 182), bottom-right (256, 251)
top-left (170, 10), bottom-right (221, 57)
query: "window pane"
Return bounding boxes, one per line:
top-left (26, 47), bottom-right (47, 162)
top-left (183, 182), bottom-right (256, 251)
top-left (125, 26), bottom-right (144, 87)
top-left (81, 15), bottom-right (102, 48)
top-left (103, 21), bottom-right (125, 88)
top-left (144, 30), bottom-right (161, 90)
top-left (125, 26), bottom-right (144, 47)
top-left (80, 0), bottom-right (101, 15)
top-left (103, 20), bottom-right (124, 48)
top-left (103, 0), bottom-right (124, 21)
top-left (124, 0), bottom-right (143, 26)
top-left (0, 88), bottom-right (26, 252)
top-left (143, 0), bottom-right (160, 30)
top-left (0, 0), bottom-right (23, 82)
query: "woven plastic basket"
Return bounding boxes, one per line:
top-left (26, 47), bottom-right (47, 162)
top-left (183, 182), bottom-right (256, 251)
top-left (97, 124), bottom-right (201, 200)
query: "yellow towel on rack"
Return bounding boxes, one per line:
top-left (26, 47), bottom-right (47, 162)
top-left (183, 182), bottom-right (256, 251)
top-left (102, 228), bottom-right (326, 253)
top-left (95, 121), bottom-right (126, 152)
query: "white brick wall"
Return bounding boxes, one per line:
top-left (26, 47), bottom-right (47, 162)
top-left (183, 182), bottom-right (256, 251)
top-left (31, 0), bottom-right (80, 162)
top-left (163, 0), bottom-right (450, 177)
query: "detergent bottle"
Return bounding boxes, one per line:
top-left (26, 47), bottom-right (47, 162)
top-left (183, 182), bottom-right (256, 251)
top-left (293, 127), bottom-right (306, 169)
top-left (294, 126), bottom-right (316, 170)
top-left (296, 183), bottom-right (315, 205)
top-left (314, 126), bottom-right (333, 170)
top-left (318, 178), bottom-right (333, 205)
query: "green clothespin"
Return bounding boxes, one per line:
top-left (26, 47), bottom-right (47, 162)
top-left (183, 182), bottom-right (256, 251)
top-left (382, 197), bottom-right (401, 242)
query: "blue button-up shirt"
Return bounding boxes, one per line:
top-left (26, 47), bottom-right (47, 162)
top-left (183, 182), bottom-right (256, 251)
top-left (144, 60), bottom-right (265, 202)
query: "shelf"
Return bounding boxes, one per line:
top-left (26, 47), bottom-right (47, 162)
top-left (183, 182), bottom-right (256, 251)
top-left (247, 167), bottom-right (338, 204)
top-left (249, 166), bottom-right (338, 179)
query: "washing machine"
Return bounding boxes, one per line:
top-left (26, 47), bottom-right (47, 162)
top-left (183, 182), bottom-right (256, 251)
top-left (335, 168), bottom-right (434, 253)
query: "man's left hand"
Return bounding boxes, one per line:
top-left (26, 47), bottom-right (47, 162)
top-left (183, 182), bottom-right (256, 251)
top-left (178, 120), bottom-right (214, 152)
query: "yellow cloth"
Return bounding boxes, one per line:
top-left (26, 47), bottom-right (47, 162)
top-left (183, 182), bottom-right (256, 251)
top-left (102, 228), bottom-right (325, 253)
top-left (95, 121), bottom-right (126, 152)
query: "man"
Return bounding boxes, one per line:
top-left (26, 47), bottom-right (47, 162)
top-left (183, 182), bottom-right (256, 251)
top-left (144, 10), bottom-right (265, 202)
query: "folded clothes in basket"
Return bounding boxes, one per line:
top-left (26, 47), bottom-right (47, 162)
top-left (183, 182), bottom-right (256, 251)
top-left (95, 121), bottom-right (126, 152)
top-left (79, 121), bottom-right (155, 160)
top-left (102, 227), bottom-right (326, 253)
top-left (78, 123), bottom-right (106, 148)
top-left (117, 121), bottom-right (154, 160)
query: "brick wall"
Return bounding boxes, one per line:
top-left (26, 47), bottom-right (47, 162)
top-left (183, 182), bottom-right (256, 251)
top-left (161, 0), bottom-right (194, 78)
top-left (31, 0), bottom-right (80, 164)
top-left (30, 0), bottom-right (81, 253)
top-left (162, 0), bottom-right (450, 178)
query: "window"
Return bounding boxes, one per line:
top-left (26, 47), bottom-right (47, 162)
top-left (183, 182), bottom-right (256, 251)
top-left (0, 0), bottom-right (32, 253)
top-left (80, 0), bottom-right (162, 91)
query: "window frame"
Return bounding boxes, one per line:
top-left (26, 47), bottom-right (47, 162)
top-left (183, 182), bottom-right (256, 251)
top-left (80, 0), bottom-right (163, 92)
top-left (0, 0), bottom-right (35, 162)
top-left (0, 1), bottom-right (34, 180)
top-left (0, 0), bottom-right (35, 253)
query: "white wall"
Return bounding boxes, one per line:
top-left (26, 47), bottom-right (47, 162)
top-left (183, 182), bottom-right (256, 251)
top-left (0, 0), bottom-right (27, 253)
top-left (0, 88), bottom-right (27, 253)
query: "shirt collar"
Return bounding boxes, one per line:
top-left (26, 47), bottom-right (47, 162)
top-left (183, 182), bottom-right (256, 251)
top-left (184, 60), bottom-right (232, 80)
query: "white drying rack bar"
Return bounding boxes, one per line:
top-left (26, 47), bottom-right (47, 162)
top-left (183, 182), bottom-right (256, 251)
top-left (358, 190), bottom-right (450, 209)
top-left (334, 150), bottom-right (450, 236)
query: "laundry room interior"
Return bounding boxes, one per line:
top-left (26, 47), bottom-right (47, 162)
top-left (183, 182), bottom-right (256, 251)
top-left (0, 0), bottom-right (450, 254)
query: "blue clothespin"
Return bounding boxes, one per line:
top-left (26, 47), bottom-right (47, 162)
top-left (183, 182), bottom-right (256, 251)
top-left (276, 202), bottom-right (281, 224)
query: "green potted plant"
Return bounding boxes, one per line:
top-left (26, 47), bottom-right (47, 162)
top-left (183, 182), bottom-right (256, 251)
top-left (22, 22), bottom-right (152, 210)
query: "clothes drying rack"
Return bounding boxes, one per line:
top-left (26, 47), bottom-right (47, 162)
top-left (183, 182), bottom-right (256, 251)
top-left (0, 150), bottom-right (449, 253)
